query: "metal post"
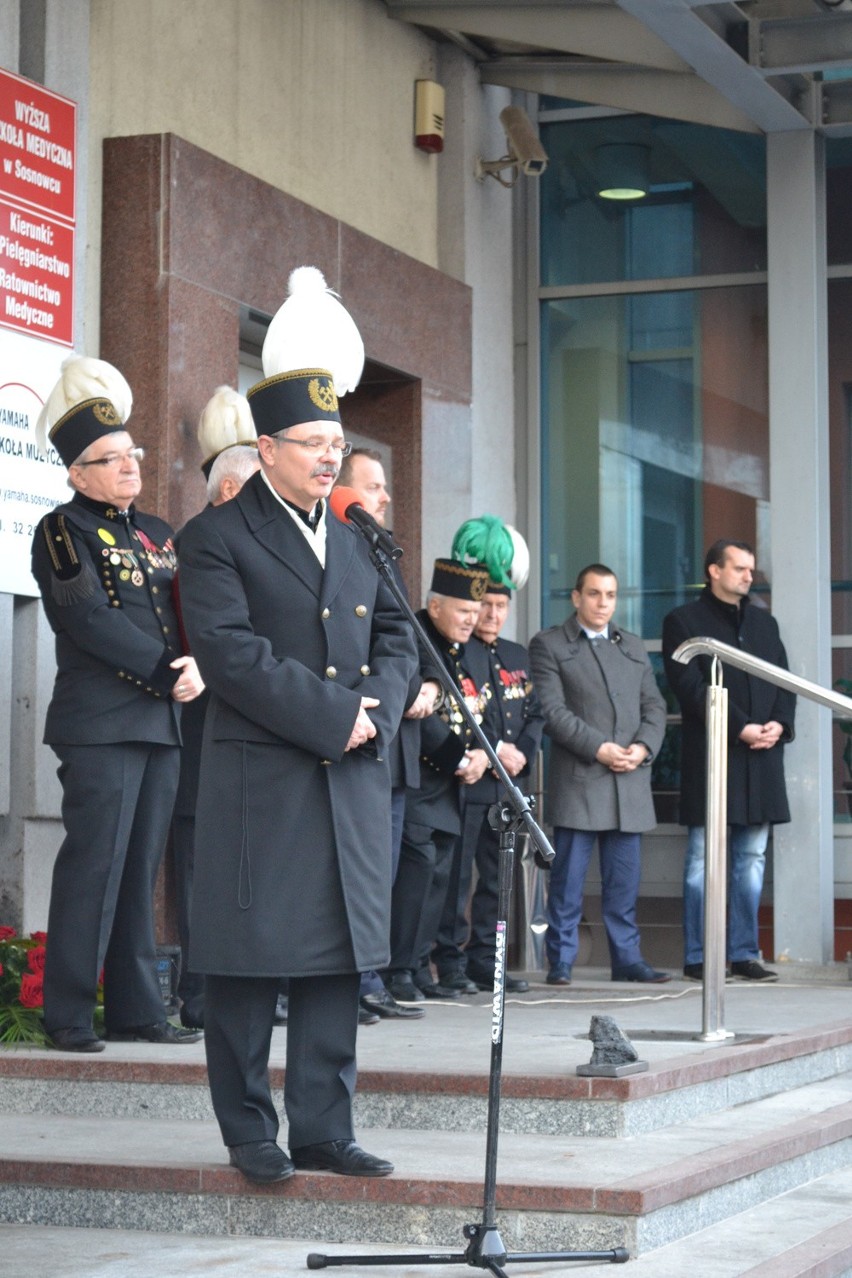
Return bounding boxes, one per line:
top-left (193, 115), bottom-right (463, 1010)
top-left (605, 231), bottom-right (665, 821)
top-left (699, 657), bottom-right (734, 1042)
top-left (516, 753), bottom-right (547, 971)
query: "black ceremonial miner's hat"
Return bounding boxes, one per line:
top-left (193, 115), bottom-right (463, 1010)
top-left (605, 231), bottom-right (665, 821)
top-left (38, 356), bottom-right (133, 468)
top-left (247, 368), bottom-right (341, 437)
top-left (430, 558), bottom-right (489, 603)
top-left (247, 266), bottom-right (364, 437)
top-left (50, 397), bottom-right (124, 468)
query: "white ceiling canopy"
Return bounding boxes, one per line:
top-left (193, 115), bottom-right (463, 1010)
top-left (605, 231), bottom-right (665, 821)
top-left (385, 1), bottom-right (852, 136)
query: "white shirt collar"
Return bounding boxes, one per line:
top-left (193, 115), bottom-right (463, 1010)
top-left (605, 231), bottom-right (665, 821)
top-left (261, 471), bottom-right (327, 567)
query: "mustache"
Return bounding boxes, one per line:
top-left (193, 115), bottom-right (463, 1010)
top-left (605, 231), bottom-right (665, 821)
top-left (311, 463), bottom-right (339, 479)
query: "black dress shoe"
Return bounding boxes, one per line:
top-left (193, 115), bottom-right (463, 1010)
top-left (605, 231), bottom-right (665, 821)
top-left (360, 990), bottom-right (424, 1020)
top-left (358, 1006), bottom-right (380, 1025)
top-left (105, 1021), bottom-right (203, 1044)
top-left (47, 1027), bottom-right (105, 1053)
top-left (468, 968), bottom-right (530, 994)
top-left (228, 1140), bottom-right (295, 1184)
top-left (730, 959), bottom-right (778, 982)
top-left (684, 963), bottom-right (732, 982)
top-left (385, 975), bottom-right (426, 1003)
top-left (438, 968), bottom-right (479, 994)
top-left (273, 994), bottom-right (288, 1025)
top-left (180, 1004), bottom-right (204, 1030)
top-left (611, 961), bottom-right (671, 984)
top-left (290, 1139), bottom-right (393, 1177)
top-left (546, 963), bottom-right (572, 985)
top-left (417, 981), bottom-right (460, 1000)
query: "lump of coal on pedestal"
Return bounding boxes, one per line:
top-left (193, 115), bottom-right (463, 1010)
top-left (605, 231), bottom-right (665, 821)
top-left (587, 1015), bottom-right (639, 1067)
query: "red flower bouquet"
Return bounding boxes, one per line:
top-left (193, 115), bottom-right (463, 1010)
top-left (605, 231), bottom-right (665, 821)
top-left (0, 929), bottom-right (48, 1044)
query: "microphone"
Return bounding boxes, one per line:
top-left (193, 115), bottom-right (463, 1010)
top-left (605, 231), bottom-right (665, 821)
top-left (329, 486), bottom-right (402, 559)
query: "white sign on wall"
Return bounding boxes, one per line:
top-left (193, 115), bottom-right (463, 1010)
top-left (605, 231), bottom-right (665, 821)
top-left (0, 328), bottom-right (70, 596)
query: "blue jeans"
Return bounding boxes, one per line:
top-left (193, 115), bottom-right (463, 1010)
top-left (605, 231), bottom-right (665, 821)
top-left (683, 823), bottom-right (769, 966)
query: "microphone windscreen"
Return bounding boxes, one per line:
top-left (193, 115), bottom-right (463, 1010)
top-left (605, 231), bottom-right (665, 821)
top-left (328, 485), bottom-right (362, 524)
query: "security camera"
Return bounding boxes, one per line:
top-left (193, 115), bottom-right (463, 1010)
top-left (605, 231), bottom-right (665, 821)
top-left (475, 106), bottom-right (549, 186)
top-left (501, 107), bottom-right (548, 175)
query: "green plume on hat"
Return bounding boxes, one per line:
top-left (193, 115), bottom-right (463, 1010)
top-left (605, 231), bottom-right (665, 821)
top-left (451, 514), bottom-right (529, 590)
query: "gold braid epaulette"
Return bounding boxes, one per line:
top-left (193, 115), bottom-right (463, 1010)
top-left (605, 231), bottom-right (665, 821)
top-left (43, 512), bottom-right (97, 605)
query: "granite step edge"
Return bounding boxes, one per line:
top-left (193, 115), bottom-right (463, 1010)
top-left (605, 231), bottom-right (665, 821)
top-left (1, 1018), bottom-right (851, 1102)
top-left (1, 1101), bottom-right (851, 1218)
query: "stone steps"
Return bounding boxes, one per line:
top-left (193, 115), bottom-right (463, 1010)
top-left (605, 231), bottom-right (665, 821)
top-left (2, 1020), bottom-right (852, 1137)
top-left (1, 1071), bottom-right (852, 1257)
top-left (2, 983), bottom-right (852, 1271)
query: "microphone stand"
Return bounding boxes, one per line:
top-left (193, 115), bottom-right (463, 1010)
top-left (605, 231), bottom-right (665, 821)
top-left (306, 526), bottom-right (628, 1275)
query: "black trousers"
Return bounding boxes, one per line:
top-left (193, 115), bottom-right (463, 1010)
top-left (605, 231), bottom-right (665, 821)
top-left (43, 742), bottom-right (179, 1035)
top-left (204, 971), bottom-right (360, 1149)
top-left (432, 800), bottom-right (501, 976)
top-left (171, 813), bottom-right (205, 1018)
top-left (386, 820), bottom-right (458, 977)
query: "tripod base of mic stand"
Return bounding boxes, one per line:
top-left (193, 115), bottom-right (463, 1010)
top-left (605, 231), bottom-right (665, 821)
top-left (306, 1219), bottom-right (629, 1271)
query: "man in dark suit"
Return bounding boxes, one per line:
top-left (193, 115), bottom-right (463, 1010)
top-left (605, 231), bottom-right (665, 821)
top-left (529, 564), bottom-right (668, 986)
top-left (31, 357), bottom-right (204, 1052)
top-left (178, 366), bottom-right (416, 1185)
top-left (662, 538), bottom-right (795, 983)
top-left (334, 448), bottom-right (427, 1022)
top-left (383, 558), bottom-right (490, 1003)
top-left (433, 577), bottom-right (545, 993)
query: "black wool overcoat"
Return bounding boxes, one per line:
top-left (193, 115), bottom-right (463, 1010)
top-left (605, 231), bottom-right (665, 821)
top-left (176, 473), bottom-right (417, 977)
top-left (662, 588), bottom-right (796, 827)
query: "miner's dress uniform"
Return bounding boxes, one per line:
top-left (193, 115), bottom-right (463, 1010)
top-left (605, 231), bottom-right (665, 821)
top-left (31, 491), bottom-right (182, 1035)
top-left (177, 471), bottom-right (416, 1149)
top-left (433, 632), bottom-right (545, 981)
top-left (386, 610), bottom-right (477, 987)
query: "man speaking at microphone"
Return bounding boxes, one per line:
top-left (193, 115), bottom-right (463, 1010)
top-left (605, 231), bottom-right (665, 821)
top-left (177, 269), bottom-right (417, 1185)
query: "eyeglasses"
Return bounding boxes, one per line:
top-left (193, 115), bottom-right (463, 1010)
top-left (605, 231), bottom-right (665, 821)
top-left (76, 447), bottom-right (145, 468)
top-left (273, 435), bottom-right (352, 457)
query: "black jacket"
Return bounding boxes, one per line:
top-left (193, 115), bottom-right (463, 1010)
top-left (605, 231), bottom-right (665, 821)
top-left (662, 588), bottom-right (795, 826)
top-left (31, 492), bottom-right (182, 746)
top-left (177, 473), bottom-right (417, 975)
top-left (404, 610), bottom-right (472, 834)
top-left (461, 633), bottom-right (545, 805)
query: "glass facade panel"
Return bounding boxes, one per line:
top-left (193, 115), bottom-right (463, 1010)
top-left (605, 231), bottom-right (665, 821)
top-left (827, 140), bottom-right (852, 266)
top-left (540, 123), bottom-right (852, 825)
top-left (829, 274), bottom-right (852, 818)
top-left (540, 116), bottom-right (766, 286)
top-left (540, 286), bottom-right (769, 638)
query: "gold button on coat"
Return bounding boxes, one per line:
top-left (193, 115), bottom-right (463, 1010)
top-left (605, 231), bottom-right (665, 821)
top-left (360, 664), bottom-right (371, 676)
top-left (321, 607), bottom-right (331, 619)
top-left (326, 666), bottom-right (337, 679)
top-left (355, 605), bottom-right (367, 617)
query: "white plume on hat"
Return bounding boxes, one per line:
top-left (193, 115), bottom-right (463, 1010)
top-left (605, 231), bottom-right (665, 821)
top-left (261, 266), bottom-right (365, 396)
top-left (36, 355), bottom-right (133, 452)
top-left (198, 385), bottom-right (256, 463)
top-left (506, 527), bottom-right (530, 590)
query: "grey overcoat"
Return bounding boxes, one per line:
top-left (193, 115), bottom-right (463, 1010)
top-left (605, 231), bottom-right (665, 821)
top-left (176, 473), bottom-right (417, 977)
top-left (528, 615), bottom-right (666, 833)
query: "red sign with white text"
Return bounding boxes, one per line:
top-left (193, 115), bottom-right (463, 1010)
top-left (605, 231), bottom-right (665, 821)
top-left (0, 198), bottom-right (73, 345)
top-left (0, 68), bottom-right (76, 223)
top-left (0, 70), bottom-right (75, 346)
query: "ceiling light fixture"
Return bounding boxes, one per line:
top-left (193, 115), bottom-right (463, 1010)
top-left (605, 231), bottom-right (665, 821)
top-left (596, 143), bottom-right (650, 201)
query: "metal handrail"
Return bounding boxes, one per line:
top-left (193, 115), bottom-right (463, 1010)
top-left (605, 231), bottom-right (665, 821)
top-left (671, 635), bottom-right (851, 1041)
top-left (672, 637), bottom-right (852, 717)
